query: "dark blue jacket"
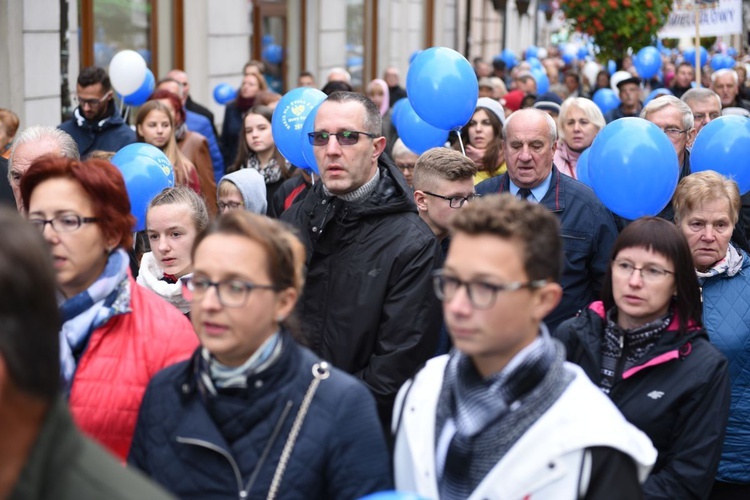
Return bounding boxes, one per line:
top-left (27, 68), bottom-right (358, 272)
top-left (59, 105), bottom-right (135, 158)
top-left (476, 166), bottom-right (618, 331)
top-left (128, 333), bottom-right (392, 499)
top-left (221, 100), bottom-right (245, 169)
top-left (185, 110), bottom-right (225, 183)
top-left (604, 103), bottom-right (643, 123)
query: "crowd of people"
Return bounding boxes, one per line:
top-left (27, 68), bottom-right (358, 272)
top-left (0, 42), bottom-right (750, 500)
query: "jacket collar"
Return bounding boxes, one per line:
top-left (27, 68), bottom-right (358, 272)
top-left (498, 165), bottom-right (566, 212)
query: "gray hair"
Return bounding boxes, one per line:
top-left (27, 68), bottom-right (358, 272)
top-left (391, 138), bottom-right (416, 159)
top-left (558, 97), bottom-right (605, 142)
top-left (711, 68), bottom-right (738, 85)
top-left (640, 94), bottom-right (694, 131)
top-left (8, 126), bottom-right (79, 182)
top-left (682, 88), bottom-right (722, 110)
top-left (326, 67), bottom-right (352, 84)
top-left (324, 91), bottom-right (383, 137)
top-left (503, 108), bottom-right (558, 144)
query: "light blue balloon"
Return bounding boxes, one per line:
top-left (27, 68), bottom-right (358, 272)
top-left (262, 44), bottom-right (283, 64)
top-left (111, 143), bottom-right (174, 231)
top-left (644, 88), bottom-right (673, 106)
top-left (525, 45), bottom-right (539, 60)
top-left (692, 115), bottom-right (750, 195)
top-left (359, 491), bottom-right (430, 500)
top-left (406, 47), bottom-right (478, 131)
top-left (123, 69), bottom-right (155, 106)
top-left (577, 147), bottom-right (592, 188)
top-left (527, 57), bottom-right (543, 71)
top-left (608, 60), bottom-right (616, 75)
top-left (395, 99), bottom-right (450, 155)
top-left (531, 68), bottom-right (550, 95)
top-left (728, 47), bottom-right (738, 57)
top-left (592, 88), bottom-right (621, 114)
top-left (634, 46), bottom-right (660, 79)
top-left (588, 118), bottom-right (679, 219)
top-left (271, 87), bottom-right (327, 167)
top-left (213, 83), bottom-right (237, 105)
top-left (299, 103), bottom-right (320, 174)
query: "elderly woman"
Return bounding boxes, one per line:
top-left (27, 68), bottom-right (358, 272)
top-left (554, 216), bottom-right (730, 499)
top-left (673, 171), bottom-right (750, 499)
top-left (21, 157), bottom-right (198, 461)
top-left (129, 211), bottom-right (392, 499)
top-left (554, 97), bottom-right (605, 179)
top-left (391, 138), bottom-right (418, 189)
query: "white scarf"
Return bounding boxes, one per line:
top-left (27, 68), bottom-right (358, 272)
top-left (136, 251), bottom-right (191, 314)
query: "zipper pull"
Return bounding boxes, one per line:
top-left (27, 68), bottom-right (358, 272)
top-left (619, 335), bottom-right (624, 349)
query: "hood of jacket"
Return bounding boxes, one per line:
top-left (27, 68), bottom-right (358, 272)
top-left (73, 103), bottom-right (128, 133)
top-left (219, 168), bottom-right (268, 214)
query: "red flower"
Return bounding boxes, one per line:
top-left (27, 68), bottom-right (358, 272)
top-left (608, 0), bottom-right (618, 7)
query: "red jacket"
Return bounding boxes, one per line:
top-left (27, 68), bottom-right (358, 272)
top-left (68, 276), bottom-right (198, 460)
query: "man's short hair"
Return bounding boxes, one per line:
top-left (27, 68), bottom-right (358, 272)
top-left (682, 87), bottom-right (722, 109)
top-left (503, 108), bottom-right (558, 144)
top-left (675, 62), bottom-right (695, 74)
top-left (450, 194), bottom-right (562, 283)
top-left (413, 148), bottom-right (477, 191)
top-left (77, 66), bottom-right (111, 92)
top-left (0, 208), bottom-right (60, 400)
top-left (640, 94), bottom-right (694, 131)
top-left (711, 68), bottom-right (738, 85)
top-left (325, 91), bottom-right (383, 136)
top-left (8, 126), bottom-right (79, 183)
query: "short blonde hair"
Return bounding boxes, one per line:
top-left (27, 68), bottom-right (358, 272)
top-left (217, 179), bottom-right (242, 198)
top-left (558, 98), bottom-right (605, 143)
top-left (673, 171), bottom-right (740, 226)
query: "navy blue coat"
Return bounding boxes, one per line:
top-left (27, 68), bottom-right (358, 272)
top-left (476, 166), bottom-right (619, 331)
top-left (59, 105), bottom-right (135, 158)
top-left (128, 334), bottom-right (392, 499)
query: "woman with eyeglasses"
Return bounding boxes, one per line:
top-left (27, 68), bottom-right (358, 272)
top-left (553, 216), bottom-right (730, 499)
top-left (673, 171), bottom-right (750, 500)
top-left (227, 105), bottom-right (295, 212)
top-left (137, 186), bottom-right (209, 315)
top-left (128, 211), bottom-right (392, 499)
top-left (21, 157), bottom-right (198, 461)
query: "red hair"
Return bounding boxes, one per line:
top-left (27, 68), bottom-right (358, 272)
top-left (149, 89), bottom-right (185, 125)
top-left (20, 156), bottom-right (135, 249)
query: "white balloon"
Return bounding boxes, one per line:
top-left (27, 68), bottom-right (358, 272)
top-left (109, 50), bottom-right (147, 96)
top-left (582, 61), bottom-right (602, 87)
top-left (537, 48), bottom-right (548, 59)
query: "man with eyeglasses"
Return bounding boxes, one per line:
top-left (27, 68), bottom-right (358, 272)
top-left (281, 91), bottom-right (442, 430)
top-left (681, 88), bottom-right (722, 135)
top-left (59, 66), bottom-right (135, 158)
top-left (393, 194), bottom-right (655, 499)
top-left (476, 108), bottom-right (618, 331)
top-left (640, 95), bottom-right (696, 185)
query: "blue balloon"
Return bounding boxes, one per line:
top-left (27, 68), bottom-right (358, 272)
top-left (692, 115), bottom-right (750, 194)
top-left (123, 69), bottom-right (155, 106)
top-left (213, 83), bottom-right (237, 105)
top-left (498, 48), bottom-right (517, 69)
top-left (608, 60), bottom-right (616, 75)
top-left (406, 47), bottom-right (478, 131)
top-left (562, 52), bottom-right (575, 65)
top-left (531, 68), bottom-right (550, 95)
top-left (409, 50), bottom-right (423, 65)
top-left (577, 46), bottom-right (589, 60)
top-left (299, 103), bottom-right (320, 174)
top-left (728, 47), bottom-right (738, 57)
top-left (395, 100), bottom-right (450, 155)
top-left (261, 34), bottom-right (274, 46)
top-left (699, 46), bottom-right (709, 67)
top-left (588, 118), bottom-right (679, 219)
top-left (391, 98), bottom-right (409, 129)
top-left (683, 47), bottom-right (698, 68)
top-left (272, 87), bottom-right (327, 167)
top-left (111, 143), bottom-right (174, 231)
top-left (592, 88), bottom-right (621, 114)
top-left (710, 54), bottom-right (725, 71)
top-left (359, 492), bottom-right (429, 500)
top-left (525, 46), bottom-right (539, 60)
top-left (634, 46), bottom-right (661, 79)
top-left (720, 54), bottom-right (736, 70)
top-left (262, 44), bottom-right (283, 64)
top-left (644, 87), bottom-right (673, 106)
top-left (527, 57), bottom-right (543, 71)
top-left (576, 147), bottom-right (592, 188)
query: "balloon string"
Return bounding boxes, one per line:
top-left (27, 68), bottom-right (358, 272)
top-left (456, 129), bottom-right (466, 156)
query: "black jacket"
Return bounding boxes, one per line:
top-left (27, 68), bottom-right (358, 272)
top-left (128, 333), bottom-right (392, 499)
top-left (185, 95), bottom-right (218, 139)
top-left (281, 159), bottom-right (442, 425)
top-left (554, 303), bottom-right (731, 499)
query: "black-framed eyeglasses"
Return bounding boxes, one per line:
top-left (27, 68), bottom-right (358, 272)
top-left (75, 91), bottom-right (112, 108)
top-left (308, 130), bottom-right (376, 146)
top-left (611, 260), bottom-right (674, 282)
top-left (661, 127), bottom-right (689, 138)
top-left (181, 275), bottom-right (280, 308)
top-left (423, 191), bottom-right (478, 209)
top-left (432, 270), bottom-right (547, 309)
top-left (217, 201), bottom-right (244, 212)
top-left (29, 214), bottom-right (99, 233)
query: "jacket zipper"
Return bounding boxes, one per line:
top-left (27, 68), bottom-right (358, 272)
top-left (176, 399), bottom-right (294, 499)
top-left (614, 334), bottom-right (626, 383)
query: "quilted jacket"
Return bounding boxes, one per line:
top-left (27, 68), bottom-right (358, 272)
top-left (700, 246), bottom-right (750, 484)
top-left (69, 275), bottom-right (198, 461)
top-left (59, 104), bottom-right (135, 158)
top-left (128, 332), bottom-right (393, 499)
top-left (476, 166), bottom-right (619, 331)
top-left (554, 302), bottom-right (731, 499)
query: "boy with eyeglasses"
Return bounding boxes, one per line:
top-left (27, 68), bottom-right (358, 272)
top-left (59, 66), bottom-right (135, 158)
top-left (393, 193), bottom-right (656, 499)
